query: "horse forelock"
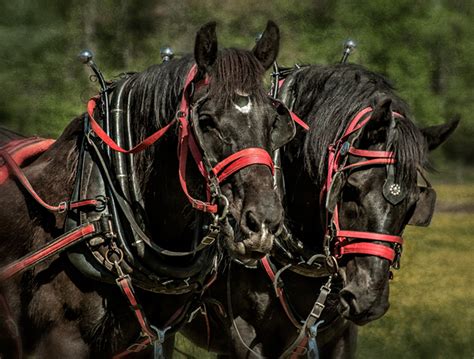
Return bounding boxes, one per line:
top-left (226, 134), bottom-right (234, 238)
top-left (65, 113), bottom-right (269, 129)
top-left (208, 48), bottom-right (267, 105)
top-left (289, 64), bottom-right (427, 189)
top-left (120, 49), bottom-right (269, 189)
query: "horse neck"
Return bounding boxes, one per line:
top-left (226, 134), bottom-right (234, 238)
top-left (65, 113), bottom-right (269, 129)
top-left (281, 131), bottom-right (326, 251)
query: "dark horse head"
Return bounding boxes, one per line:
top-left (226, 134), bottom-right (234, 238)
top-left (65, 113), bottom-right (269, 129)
top-left (281, 64), bottom-right (458, 325)
top-left (125, 21), bottom-right (295, 263)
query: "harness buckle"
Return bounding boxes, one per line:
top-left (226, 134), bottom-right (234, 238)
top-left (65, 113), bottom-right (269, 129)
top-left (201, 223), bottom-right (220, 246)
top-left (58, 201), bottom-right (68, 213)
top-left (392, 244), bottom-right (402, 270)
top-left (94, 195), bottom-right (108, 212)
top-left (309, 302), bottom-right (326, 319)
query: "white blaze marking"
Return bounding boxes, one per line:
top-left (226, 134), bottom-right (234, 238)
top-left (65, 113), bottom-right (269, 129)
top-left (234, 98), bottom-right (252, 114)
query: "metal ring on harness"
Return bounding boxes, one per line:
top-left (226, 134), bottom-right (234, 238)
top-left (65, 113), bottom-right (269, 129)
top-left (105, 247), bottom-right (124, 266)
top-left (94, 195), bottom-right (108, 212)
top-left (215, 194), bottom-right (229, 221)
top-left (325, 255), bottom-right (339, 275)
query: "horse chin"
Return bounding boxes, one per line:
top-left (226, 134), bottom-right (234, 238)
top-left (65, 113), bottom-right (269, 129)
top-left (338, 274), bottom-right (390, 325)
top-left (220, 218), bottom-right (274, 266)
top-left (338, 300), bottom-right (389, 326)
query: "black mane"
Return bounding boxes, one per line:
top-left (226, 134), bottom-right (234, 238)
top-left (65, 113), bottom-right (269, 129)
top-left (287, 64), bottom-right (427, 187)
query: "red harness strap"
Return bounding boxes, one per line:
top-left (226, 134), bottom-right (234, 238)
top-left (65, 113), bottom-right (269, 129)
top-left (0, 223), bottom-right (97, 282)
top-left (113, 273), bottom-right (158, 358)
top-left (289, 112), bottom-right (309, 131)
top-left (324, 107), bottom-right (404, 263)
top-left (260, 257), bottom-right (300, 329)
top-left (212, 148), bottom-right (274, 182)
top-left (0, 149), bottom-right (99, 213)
top-left (0, 137), bottom-right (55, 185)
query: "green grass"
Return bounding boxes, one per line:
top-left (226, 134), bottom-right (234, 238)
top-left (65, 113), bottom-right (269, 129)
top-left (175, 184), bottom-right (474, 358)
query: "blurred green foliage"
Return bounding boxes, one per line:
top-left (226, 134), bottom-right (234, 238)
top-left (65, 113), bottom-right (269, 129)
top-left (0, 0), bottom-right (472, 165)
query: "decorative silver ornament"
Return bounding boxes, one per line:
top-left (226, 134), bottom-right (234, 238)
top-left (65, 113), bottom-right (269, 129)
top-left (78, 49), bottom-right (93, 64)
top-left (389, 183), bottom-right (401, 196)
top-left (160, 47), bottom-right (174, 62)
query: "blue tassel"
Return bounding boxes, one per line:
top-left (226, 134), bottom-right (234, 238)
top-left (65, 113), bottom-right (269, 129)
top-left (307, 320), bottom-right (324, 359)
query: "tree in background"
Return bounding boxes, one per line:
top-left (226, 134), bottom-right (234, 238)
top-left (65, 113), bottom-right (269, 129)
top-left (0, 0), bottom-right (472, 166)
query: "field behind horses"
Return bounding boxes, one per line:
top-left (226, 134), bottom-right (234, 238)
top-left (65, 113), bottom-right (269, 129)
top-left (175, 181), bottom-right (474, 358)
top-left (357, 182), bottom-right (474, 358)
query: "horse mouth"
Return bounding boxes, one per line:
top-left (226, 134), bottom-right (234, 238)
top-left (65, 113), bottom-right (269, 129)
top-left (220, 217), bottom-right (274, 263)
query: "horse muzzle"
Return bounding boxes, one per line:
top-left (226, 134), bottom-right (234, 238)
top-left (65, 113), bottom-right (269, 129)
top-left (338, 280), bottom-right (390, 325)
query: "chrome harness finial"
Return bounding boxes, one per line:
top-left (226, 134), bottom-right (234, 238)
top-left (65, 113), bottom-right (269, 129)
top-left (160, 47), bottom-right (174, 62)
top-left (340, 39), bottom-right (357, 64)
top-left (78, 49), bottom-right (94, 65)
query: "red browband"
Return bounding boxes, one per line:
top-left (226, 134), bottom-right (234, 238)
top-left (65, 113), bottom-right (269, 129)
top-left (325, 107), bottom-right (404, 263)
top-left (88, 64), bottom-right (275, 214)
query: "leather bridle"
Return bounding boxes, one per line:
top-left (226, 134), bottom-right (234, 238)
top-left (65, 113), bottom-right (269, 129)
top-left (323, 106), bottom-right (405, 265)
top-left (88, 64), bottom-right (275, 217)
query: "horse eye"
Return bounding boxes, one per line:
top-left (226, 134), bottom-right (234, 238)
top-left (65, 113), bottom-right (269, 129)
top-left (342, 183), bottom-right (359, 201)
top-left (199, 115), bottom-right (217, 132)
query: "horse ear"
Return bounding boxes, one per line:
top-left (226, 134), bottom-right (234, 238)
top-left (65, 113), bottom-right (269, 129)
top-left (360, 97), bottom-right (392, 142)
top-left (370, 97), bottom-right (392, 127)
top-left (252, 20), bottom-right (280, 70)
top-left (420, 116), bottom-right (460, 151)
top-left (194, 22), bottom-right (218, 72)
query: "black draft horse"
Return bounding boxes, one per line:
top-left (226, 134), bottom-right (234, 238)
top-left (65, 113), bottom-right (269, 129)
top-left (0, 21), bottom-right (296, 357)
top-left (178, 63), bottom-right (459, 358)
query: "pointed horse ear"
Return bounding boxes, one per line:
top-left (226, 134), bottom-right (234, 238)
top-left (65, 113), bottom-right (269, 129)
top-left (420, 116), bottom-right (460, 151)
top-left (360, 97), bottom-right (392, 143)
top-left (195, 22), bottom-right (218, 72)
top-left (252, 20), bottom-right (280, 70)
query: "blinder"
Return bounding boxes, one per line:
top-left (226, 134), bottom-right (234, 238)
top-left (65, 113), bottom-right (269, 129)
top-left (326, 171), bottom-right (345, 213)
top-left (407, 186), bottom-right (436, 227)
top-left (270, 98), bottom-right (297, 151)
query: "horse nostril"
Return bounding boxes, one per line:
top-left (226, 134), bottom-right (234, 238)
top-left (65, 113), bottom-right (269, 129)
top-left (268, 221), bottom-right (281, 235)
top-left (339, 289), bottom-right (360, 316)
top-left (244, 210), bottom-right (262, 233)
